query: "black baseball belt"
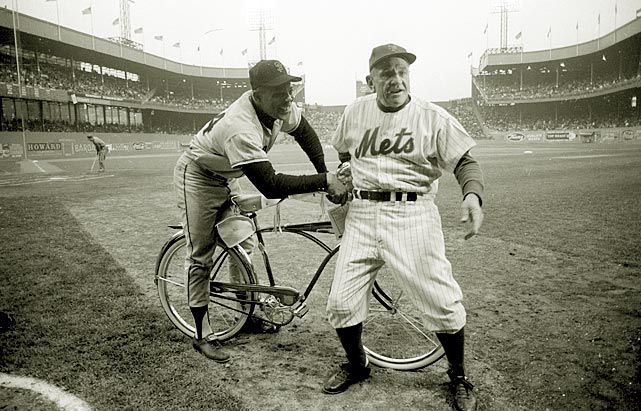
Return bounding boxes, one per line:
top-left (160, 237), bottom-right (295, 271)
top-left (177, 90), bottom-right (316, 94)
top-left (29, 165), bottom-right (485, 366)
top-left (352, 190), bottom-right (419, 202)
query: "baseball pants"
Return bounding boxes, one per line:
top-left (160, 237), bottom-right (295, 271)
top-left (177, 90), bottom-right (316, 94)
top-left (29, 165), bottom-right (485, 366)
top-left (326, 195), bottom-right (466, 333)
top-left (174, 152), bottom-right (254, 308)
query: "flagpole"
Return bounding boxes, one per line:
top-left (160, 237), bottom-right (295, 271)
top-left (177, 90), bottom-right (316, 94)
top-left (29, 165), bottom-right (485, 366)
top-left (11, 0), bottom-right (27, 159)
top-left (54, 0), bottom-right (60, 41)
top-left (89, 0), bottom-right (94, 50)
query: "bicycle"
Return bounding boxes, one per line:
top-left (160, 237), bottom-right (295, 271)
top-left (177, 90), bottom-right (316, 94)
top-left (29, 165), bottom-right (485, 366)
top-left (154, 193), bottom-right (444, 371)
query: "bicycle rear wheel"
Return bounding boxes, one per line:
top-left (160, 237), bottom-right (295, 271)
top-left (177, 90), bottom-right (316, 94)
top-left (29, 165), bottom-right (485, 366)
top-left (319, 246), bottom-right (444, 371)
top-left (155, 233), bottom-right (257, 341)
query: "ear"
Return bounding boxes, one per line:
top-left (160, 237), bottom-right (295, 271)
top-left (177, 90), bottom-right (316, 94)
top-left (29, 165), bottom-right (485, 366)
top-left (366, 75), bottom-right (374, 91)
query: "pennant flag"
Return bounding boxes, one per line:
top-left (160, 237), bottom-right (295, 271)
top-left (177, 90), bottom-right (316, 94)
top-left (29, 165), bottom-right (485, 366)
top-left (297, 61), bottom-right (303, 66)
top-left (467, 51), bottom-right (472, 58)
top-left (483, 23), bottom-right (488, 34)
top-left (268, 36), bottom-right (276, 45)
top-left (546, 26), bottom-right (551, 38)
top-left (515, 31), bottom-right (522, 40)
top-left (112, 18), bottom-right (119, 26)
top-left (219, 48), bottom-right (224, 55)
top-left (81, 7), bottom-right (91, 15)
top-left (576, 21), bottom-right (579, 31)
top-left (597, 13), bottom-right (600, 24)
top-left (154, 35), bottom-right (163, 41)
top-left (134, 27), bottom-right (143, 34)
top-left (241, 48), bottom-right (248, 56)
top-left (172, 42), bottom-right (180, 48)
top-left (614, 3), bottom-right (617, 14)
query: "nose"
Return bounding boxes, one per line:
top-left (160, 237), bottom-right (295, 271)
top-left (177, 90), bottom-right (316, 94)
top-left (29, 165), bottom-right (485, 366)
top-left (284, 91), bottom-right (294, 102)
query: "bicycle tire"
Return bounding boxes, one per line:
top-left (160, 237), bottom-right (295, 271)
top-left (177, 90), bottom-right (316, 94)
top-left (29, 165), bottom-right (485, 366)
top-left (318, 246), bottom-right (445, 371)
top-left (155, 233), bottom-right (258, 341)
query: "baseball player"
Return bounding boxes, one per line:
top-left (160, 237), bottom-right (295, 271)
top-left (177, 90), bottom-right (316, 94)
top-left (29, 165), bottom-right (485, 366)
top-left (174, 60), bottom-right (348, 363)
top-left (323, 44), bottom-right (484, 411)
top-left (87, 135), bottom-right (108, 172)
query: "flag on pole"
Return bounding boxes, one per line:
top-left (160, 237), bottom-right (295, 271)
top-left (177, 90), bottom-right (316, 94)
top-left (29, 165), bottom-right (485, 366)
top-left (546, 26), bottom-right (551, 38)
top-left (241, 48), bottom-right (248, 55)
top-left (297, 61), bottom-right (303, 66)
top-left (515, 31), bottom-right (522, 40)
top-left (112, 18), bottom-right (119, 26)
top-left (268, 36), bottom-right (276, 45)
top-left (483, 23), bottom-right (488, 34)
top-left (466, 51), bottom-right (472, 58)
top-left (597, 13), bottom-right (600, 24)
top-left (134, 27), bottom-right (143, 34)
top-left (219, 48), bottom-right (224, 55)
top-left (81, 7), bottom-right (91, 15)
top-left (615, 3), bottom-right (617, 14)
top-left (154, 35), bottom-right (163, 41)
top-left (172, 42), bottom-right (180, 48)
top-left (576, 21), bottom-right (579, 31)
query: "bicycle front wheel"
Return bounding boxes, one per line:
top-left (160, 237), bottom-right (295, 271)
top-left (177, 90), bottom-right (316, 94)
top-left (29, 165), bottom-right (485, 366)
top-left (319, 246), bottom-right (444, 371)
top-left (155, 233), bottom-right (257, 341)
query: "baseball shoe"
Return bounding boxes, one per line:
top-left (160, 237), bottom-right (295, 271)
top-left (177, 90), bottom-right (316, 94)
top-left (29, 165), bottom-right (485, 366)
top-left (192, 337), bottom-right (230, 363)
top-left (322, 362), bottom-right (371, 394)
top-left (447, 371), bottom-right (477, 411)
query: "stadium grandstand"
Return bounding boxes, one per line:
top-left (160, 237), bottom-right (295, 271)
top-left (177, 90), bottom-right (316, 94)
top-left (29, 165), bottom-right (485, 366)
top-left (471, 15), bottom-right (641, 142)
top-left (1, 8), bottom-right (640, 167)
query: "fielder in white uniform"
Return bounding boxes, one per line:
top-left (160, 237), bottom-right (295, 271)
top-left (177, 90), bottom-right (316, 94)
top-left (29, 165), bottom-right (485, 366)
top-left (323, 44), bottom-right (484, 411)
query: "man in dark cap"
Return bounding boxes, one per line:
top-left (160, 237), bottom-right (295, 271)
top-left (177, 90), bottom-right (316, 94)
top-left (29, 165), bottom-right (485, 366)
top-left (323, 44), bottom-right (484, 411)
top-left (174, 60), bottom-right (348, 363)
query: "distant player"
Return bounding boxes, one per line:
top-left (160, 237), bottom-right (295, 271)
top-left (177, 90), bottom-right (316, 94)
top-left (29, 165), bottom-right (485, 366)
top-left (173, 60), bottom-right (347, 363)
top-left (87, 135), bottom-right (108, 172)
top-left (324, 44), bottom-right (485, 411)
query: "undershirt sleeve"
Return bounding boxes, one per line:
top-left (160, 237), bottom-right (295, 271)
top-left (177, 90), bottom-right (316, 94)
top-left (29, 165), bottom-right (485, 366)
top-left (453, 151), bottom-right (484, 206)
top-left (240, 161), bottom-right (327, 199)
top-left (288, 115), bottom-right (328, 173)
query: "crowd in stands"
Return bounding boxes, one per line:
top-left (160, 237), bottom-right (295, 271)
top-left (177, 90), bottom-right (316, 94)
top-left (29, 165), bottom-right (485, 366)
top-left (479, 106), bottom-right (641, 131)
top-left (441, 101), bottom-right (486, 139)
top-left (475, 73), bottom-right (641, 101)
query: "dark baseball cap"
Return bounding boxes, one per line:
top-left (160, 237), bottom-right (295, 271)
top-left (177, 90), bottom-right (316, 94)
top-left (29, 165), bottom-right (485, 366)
top-left (249, 60), bottom-right (302, 89)
top-left (369, 43), bottom-right (416, 71)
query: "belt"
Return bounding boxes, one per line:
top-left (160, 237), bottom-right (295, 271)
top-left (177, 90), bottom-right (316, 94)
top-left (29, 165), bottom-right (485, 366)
top-left (353, 190), bottom-right (418, 202)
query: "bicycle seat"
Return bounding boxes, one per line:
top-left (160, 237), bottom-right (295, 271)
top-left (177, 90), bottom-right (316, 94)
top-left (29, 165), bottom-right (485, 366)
top-left (231, 194), bottom-right (282, 213)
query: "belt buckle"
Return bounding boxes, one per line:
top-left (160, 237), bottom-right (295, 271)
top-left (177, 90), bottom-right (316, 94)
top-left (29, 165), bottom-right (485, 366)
top-left (353, 189), bottom-right (363, 200)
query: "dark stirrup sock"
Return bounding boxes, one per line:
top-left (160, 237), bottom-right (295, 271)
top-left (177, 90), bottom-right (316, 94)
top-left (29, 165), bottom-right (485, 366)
top-left (336, 323), bottom-right (367, 367)
top-left (436, 327), bottom-right (466, 377)
top-left (190, 306), bottom-right (208, 340)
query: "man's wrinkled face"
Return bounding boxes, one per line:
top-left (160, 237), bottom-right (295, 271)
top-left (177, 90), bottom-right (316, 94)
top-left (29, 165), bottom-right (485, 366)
top-left (367, 57), bottom-right (410, 109)
top-left (255, 82), bottom-right (295, 121)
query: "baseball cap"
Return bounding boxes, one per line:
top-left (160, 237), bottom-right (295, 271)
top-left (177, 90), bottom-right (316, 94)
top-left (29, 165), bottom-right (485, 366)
top-left (249, 60), bottom-right (302, 89)
top-left (369, 43), bottom-right (416, 71)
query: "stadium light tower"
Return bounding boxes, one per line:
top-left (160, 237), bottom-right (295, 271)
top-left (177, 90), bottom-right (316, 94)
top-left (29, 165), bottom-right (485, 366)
top-left (491, 1), bottom-right (519, 51)
top-left (119, 0), bottom-right (133, 40)
top-left (249, 7), bottom-right (273, 61)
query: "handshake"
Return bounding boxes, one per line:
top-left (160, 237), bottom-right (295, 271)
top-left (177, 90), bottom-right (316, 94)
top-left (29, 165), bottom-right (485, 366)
top-left (326, 162), bottom-right (353, 205)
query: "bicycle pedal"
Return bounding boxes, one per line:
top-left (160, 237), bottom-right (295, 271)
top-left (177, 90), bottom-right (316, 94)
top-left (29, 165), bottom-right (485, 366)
top-left (292, 301), bottom-right (309, 318)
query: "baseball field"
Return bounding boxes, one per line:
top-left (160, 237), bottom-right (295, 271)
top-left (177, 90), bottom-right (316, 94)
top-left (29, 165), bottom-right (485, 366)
top-left (0, 139), bottom-right (640, 410)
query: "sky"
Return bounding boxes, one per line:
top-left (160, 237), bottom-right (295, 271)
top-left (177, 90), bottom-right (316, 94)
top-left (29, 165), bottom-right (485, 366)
top-left (5, 0), bottom-right (640, 105)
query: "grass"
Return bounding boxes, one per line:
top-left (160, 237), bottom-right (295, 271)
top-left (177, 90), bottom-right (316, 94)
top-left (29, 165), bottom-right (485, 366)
top-left (0, 197), bottom-right (248, 411)
top-left (1, 140), bottom-right (640, 410)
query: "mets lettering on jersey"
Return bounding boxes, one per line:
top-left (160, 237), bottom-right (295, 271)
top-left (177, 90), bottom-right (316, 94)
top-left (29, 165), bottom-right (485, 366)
top-left (333, 94), bottom-right (475, 194)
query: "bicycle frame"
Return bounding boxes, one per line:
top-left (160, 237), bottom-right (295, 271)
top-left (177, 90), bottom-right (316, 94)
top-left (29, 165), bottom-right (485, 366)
top-left (206, 210), bottom-right (337, 324)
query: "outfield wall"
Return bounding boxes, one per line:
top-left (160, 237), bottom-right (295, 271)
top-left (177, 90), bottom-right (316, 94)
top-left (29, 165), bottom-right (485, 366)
top-left (1, 126), bottom-right (640, 162)
top-left (488, 127), bottom-right (641, 143)
top-left (0, 132), bottom-right (193, 161)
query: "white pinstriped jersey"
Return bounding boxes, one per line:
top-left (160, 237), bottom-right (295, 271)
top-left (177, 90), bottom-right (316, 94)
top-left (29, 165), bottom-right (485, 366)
top-left (332, 93), bottom-right (476, 194)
